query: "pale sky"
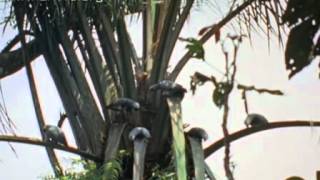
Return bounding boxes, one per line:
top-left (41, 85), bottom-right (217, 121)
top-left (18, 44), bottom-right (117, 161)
top-left (0, 2), bottom-right (320, 180)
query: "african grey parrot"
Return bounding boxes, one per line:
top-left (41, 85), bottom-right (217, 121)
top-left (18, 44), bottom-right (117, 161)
top-left (106, 98), bottom-right (140, 112)
top-left (149, 80), bottom-right (187, 99)
top-left (244, 113), bottom-right (268, 128)
top-left (43, 125), bottom-right (68, 146)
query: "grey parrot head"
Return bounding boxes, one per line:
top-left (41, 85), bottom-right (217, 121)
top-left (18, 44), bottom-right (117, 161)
top-left (107, 98), bottom-right (141, 112)
top-left (149, 80), bottom-right (175, 91)
top-left (43, 125), bottom-right (67, 146)
top-left (187, 127), bottom-right (208, 141)
top-left (149, 80), bottom-right (187, 99)
top-left (129, 127), bottom-right (151, 141)
top-left (43, 125), bottom-right (60, 134)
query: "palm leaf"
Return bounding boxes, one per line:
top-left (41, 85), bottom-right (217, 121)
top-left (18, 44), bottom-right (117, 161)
top-left (188, 137), bottom-right (205, 180)
top-left (116, 16), bottom-right (137, 98)
top-left (27, 6), bottom-right (105, 153)
top-left (103, 123), bottom-right (127, 162)
top-left (142, 0), bottom-right (156, 73)
top-left (167, 98), bottom-right (187, 180)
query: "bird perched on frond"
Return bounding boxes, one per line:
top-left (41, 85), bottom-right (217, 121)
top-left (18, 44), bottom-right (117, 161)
top-left (43, 125), bottom-right (68, 146)
top-left (129, 127), bottom-right (151, 141)
top-left (244, 113), bottom-right (268, 128)
top-left (149, 80), bottom-right (187, 99)
top-left (106, 98), bottom-right (140, 112)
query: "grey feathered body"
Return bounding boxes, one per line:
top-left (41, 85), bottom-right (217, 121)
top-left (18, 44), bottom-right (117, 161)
top-left (43, 125), bottom-right (68, 146)
top-left (149, 80), bottom-right (187, 99)
top-left (244, 113), bottom-right (268, 128)
top-left (106, 98), bottom-right (140, 112)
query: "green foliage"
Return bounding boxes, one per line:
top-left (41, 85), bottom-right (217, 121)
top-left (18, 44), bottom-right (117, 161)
top-left (149, 165), bottom-right (177, 180)
top-left (179, 38), bottom-right (205, 60)
top-left (42, 150), bottom-right (130, 180)
top-left (212, 82), bottom-right (232, 108)
top-left (42, 159), bottom-right (99, 180)
top-left (167, 98), bottom-right (187, 180)
top-left (148, 157), bottom-right (177, 180)
top-left (102, 159), bottom-right (122, 180)
top-left (3, 0), bottom-right (316, 179)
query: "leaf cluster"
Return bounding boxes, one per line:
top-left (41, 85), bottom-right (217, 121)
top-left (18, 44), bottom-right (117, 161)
top-left (42, 150), bottom-right (130, 180)
top-left (282, 0), bottom-right (320, 78)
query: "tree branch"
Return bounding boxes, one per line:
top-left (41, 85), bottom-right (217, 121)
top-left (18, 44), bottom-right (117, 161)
top-left (221, 41), bottom-right (239, 180)
top-left (204, 120), bottom-right (320, 158)
top-left (237, 84), bottom-right (284, 95)
top-left (0, 31), bottom-right (34, 53)
top-left (0, 135), bottom-right (102, 162)
top-left (169, 0), bottom-right (256, 81)
top-left (0, 40), bottom-right (41, 79)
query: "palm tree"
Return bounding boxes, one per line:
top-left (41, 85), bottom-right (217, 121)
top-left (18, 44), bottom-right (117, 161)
top-left (0, 0), bottom-right (319, 179)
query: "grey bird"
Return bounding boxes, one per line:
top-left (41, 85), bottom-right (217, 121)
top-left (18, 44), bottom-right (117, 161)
top-left (186, 127), bottom-right (209, 180)
top-left (149, 80), bottom-right (187, 99)
top-left (244, 113), bottom-right (268, 128)
top-left (187, 127), bottom-right (208, 141)
top-left (129, 127), bottom-right (151, 141)
top-left (129, 127), bottom-right (151, 180)
top-left (106, 98), bottom-right (140, 112)
top-left (43, 125), bottom-right (68, 146)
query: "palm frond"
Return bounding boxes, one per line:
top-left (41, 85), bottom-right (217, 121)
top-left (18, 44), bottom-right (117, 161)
top-left (167, 98), bottom-right (187, 180)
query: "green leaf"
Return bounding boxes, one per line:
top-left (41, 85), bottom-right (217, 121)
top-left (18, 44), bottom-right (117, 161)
top-left (180, 38), bottom-right (205, 60)
top-left (116, 17), bottom-right (137, 98)
top-left (167, 98), bottom-right (187, 180)
top-left (102, 159), bottom-right (122, 180)
top-left (212, 82), bottom-right (232, 108)
top-left (104, 123), bottom-right (127, 162)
